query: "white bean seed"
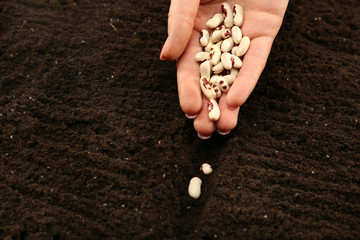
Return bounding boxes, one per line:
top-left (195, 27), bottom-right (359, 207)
top-left (199, 29), bottom-right (210, 47)
top-left (200, 163), bottom-right (213, 175)
top-left (211, 81), bottom-right (222, 99)
top-left (233, 4), bottom-right (244, 27)
top-left (231, 45), bottom-right (238, 55)
top-left (200, 60), bottom-right (212, 79)
top-left (235, 36), bottom-right (250, 57)
top-left (204, 40), bottom-right (214, 52)
top-left (231, 54), bottom-right (242, 68)
top-left (222, 3), bottom-right (233, 28)
top-left (211, 25), bottom-right (225, 43)
top-left (220, 37), bottom-right (234, 52)
top-left (200, 77), bottom-right (216, 100)
top-left (231, 26), bottom-right (242, 44)
top-left (221, 52), bottom-right (232, 70)
top-left (208, 99), bottom-right (220, 121)
top-left (216, 40), bottom-right (223, 49)
top-left (206, 13), bottom-right (224, 29)
top-left (223, 74), bottom-right (236, 85)
top-left (229, 68), bottom-right (239, 76)
top-left (218, 77), bottom-right (230, 93)
top-left (221, 29), bottom-right (231, 39)
top-left (194, 52), bottom-right (210, 62)
top-left (188, 177), bottom-right (202, 199)
top-left (212, 62), bottom-right (224, 74)
top-left (209, 45), bottom-right (221, 65)
top-left (210, 75), bottom-right (222, 98)
top-left (210, 75), bottom-right (222, 84)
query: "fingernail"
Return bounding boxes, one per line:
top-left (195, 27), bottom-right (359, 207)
top-left (217, 129), bottom-right (231, 135)
top-left (159, 37), bottom-right (169, 60)
top-left (185, 113), bottom-right (198, 119)
top-left (160, 49), bottom-right (165, 60)
top-left (197, 133), bottom-right (212, 140)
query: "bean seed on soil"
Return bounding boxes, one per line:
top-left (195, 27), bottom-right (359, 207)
top-left (188, 177), bottom-right (202, 199)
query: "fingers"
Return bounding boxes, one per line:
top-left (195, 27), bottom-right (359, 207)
top-left (160, 0), bottom-right (200, 61)
top-left (192, 94), bottom-right (239, 138)
top-left (215, 93), bottom-right (240, 134)
top-left (227, 36), bottom-right (274, 108)
top-left (177, 30), bottom-right (203, 116)
top-left (193, 96), bottom-right (216, 138)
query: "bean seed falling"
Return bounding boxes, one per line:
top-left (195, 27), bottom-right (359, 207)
top-left (194, 3), bottom-right (251, 122)
top-left (188, 164), bottom-right (213, 199)
top-left (200, 163), bottom-right (213, 175)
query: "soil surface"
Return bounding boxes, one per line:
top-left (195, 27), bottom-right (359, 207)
top-left (1, 0), bottom-right (359, 239)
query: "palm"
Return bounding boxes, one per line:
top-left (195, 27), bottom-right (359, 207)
top-left (173, 0), bottom-right (288, 137)
top-left (196, 0), bottom-right (286, 35)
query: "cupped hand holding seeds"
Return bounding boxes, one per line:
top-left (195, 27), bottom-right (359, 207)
top-left (160, 0), bottom-right (289, 139)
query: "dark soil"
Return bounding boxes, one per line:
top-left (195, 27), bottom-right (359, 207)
top-left (1, 0), bottom-right (359, 239)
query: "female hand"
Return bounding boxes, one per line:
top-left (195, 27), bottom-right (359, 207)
top-left (160, 0), bottom-right (289, 139)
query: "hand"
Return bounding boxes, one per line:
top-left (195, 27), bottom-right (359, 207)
top-left (160, 0), bottom-right (289, 139)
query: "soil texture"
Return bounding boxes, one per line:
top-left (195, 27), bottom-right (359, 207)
top-left (1, 0), bottom-right (359, 239)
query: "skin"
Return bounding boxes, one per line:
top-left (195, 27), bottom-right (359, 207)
top-left (160, 0), bottom-right (289, 138)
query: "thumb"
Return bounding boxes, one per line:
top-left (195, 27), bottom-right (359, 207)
top-left (160, 0), bottom-right (200, 61)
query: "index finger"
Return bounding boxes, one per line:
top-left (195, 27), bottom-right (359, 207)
top-left (176, 30), bottom-right (203, 116)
